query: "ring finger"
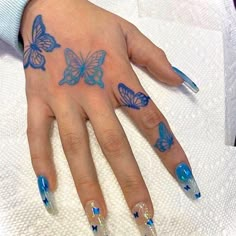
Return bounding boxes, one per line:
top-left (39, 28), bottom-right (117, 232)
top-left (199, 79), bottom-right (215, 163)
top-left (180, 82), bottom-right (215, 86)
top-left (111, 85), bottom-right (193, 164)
top-left (84, 93), bottom-right (158, 236)
top-left (53, 100), bottom-right (109, 235)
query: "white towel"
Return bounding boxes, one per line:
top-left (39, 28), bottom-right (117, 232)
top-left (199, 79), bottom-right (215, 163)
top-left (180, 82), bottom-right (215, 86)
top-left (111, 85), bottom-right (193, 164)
top-left (0, 0), bottom-right (236, 235)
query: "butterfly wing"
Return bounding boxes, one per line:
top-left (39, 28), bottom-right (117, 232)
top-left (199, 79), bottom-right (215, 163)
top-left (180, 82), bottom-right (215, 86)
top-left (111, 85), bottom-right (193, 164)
top-left (59, 48), bottom-right (83, 85)
top-left (23, 47), bottom-right (32, 69)
top-left (36, 33), bottom-right (60, 52)
top-left (32, 15), bottom-right (45, 43)
top-left (83, 50), bottom-right (106, 88)
top-left (84, 68), bottom-right (104, 88)
top-left (133, 92), bottom-right (150, 108)
top-left (118, 83), bottom-right (139, 109)
top-left (155, 138), bottom-right (173, 152)
top-left (154, 122), bottom-right (174, 152)
top-left (29, 50), bottom-right (46, 70)
top-left (32, 15), bottom-right (60, 52)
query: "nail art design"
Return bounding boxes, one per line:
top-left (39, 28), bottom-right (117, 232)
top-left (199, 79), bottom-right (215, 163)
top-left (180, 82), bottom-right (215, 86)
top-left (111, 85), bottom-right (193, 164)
top-left (175, 163), bottom-right (201, 200)
top-left (37, 176), bottom-right (55, 213)
top-left (132, 202), bottom-right (157, 236)
top-left (172, 66), bottom-right (199, 93)
top-left (85, 201), bottom-right (108, 236)
top-left (154, 122), bottom-right (174, 152)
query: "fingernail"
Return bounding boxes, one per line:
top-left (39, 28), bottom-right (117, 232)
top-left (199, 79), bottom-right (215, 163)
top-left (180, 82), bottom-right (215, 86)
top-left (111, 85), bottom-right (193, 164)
top-left (175, 163), bottom-right (201, 200)
top-left (85, 201), bottom-right (108, 236)
top-left (132, 202), bottom-right (157, 236)
top-left (172, 66), bottom-right (199, 93)
top-left (37, 175), bottom-right (55, 214)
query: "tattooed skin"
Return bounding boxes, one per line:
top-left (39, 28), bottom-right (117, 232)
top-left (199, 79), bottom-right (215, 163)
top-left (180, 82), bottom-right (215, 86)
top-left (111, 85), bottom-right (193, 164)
top-left (59, 48), bottom-right (106, 88)
top-left (154, 122), bottom-right (174, 152)
top-left (24, 15), bottom-right (61, 71)
top-left (118, 83), bottom-right (150, 110)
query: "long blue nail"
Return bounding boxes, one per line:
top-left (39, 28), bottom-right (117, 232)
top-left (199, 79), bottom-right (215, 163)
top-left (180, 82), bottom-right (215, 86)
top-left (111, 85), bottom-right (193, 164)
top-left (172, 67), bottom-right (199, 93)
top-left (175, 163), bottom-right (201, 200)
top-left (37, 176), bottom-right (55, 213)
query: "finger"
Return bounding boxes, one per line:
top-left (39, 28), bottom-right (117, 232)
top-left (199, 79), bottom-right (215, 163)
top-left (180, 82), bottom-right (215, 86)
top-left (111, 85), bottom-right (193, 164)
top-left (120, 21), bottom-right (199, 93)
top-left (54, 101), bottom-right (108, 235)
top-left (84, 94), bottom-right (158, 236)
top-left (27, 98), bottom-right (56, 213)
top-left (113, 71), bottom-right (201, 200)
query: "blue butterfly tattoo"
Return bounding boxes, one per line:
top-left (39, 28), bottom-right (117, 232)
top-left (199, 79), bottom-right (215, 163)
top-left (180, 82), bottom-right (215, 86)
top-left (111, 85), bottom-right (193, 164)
top-left (118, 83), bottom-right (150, 110)
top-left (154, 122), bottom-right (174, 152)
top-left (23, 15), bottom-right (61, 71)
top-left (59, 48), bottom-right (106, 88)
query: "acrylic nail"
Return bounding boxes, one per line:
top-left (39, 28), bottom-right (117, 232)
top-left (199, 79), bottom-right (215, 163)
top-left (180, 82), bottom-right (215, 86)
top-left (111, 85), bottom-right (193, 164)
top-left (175, 163), bottom-right (201, 200)
top-left (172, 66), bottom-right (199, 93)
top-left (85, 201), bottom-right (108, 236)
top-left (37, 175), bottom-right (55, 214)
top-left (132, 202), bottom-right (157, 236)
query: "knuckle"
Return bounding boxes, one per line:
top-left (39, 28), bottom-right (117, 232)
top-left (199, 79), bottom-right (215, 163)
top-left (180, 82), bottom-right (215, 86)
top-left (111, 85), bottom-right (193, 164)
top-left (158, 48), bottom-right (166, 58)
top-left (30, 152), bottom-right (41, 162)
top-left (62, 132), bottom-right (82, 154)
top-left (76, 175), bottom-right (98, 191)
top-left (122, 176), bottom-right (142, 195)
top-left (101, 130), bottom-right (126, 157)
top-left (124, 21), bottom-right (139, 34)
top-left (142, 109), bottom-right (163, 130)
top-left (27, 126), bottom-right (35, 138)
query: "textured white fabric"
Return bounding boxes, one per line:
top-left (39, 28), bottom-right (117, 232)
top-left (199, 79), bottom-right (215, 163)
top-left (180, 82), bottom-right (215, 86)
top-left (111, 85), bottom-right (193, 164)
top-left (0, 0), bottom-right (28, 54)
top-left (223, 0), bottom-right (236, 145)
top-left (0, 0), bottom-right (236, 236)
top-left (137, 0), bottom-right (224, 31)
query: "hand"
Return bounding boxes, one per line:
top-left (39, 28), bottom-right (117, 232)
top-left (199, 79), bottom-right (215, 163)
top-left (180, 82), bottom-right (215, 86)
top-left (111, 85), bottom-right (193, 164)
top-left (21, 0), bottom-right (200, 235)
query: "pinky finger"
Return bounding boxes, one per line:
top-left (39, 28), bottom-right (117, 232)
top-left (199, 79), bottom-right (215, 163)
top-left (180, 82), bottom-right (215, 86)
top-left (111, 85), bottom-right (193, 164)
top-left (27, 99), bottom-right (56, 213)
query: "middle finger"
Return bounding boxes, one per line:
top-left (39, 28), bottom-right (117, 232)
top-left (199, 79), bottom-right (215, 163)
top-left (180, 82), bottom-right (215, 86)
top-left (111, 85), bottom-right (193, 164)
top-left (84, 94), bottom-right (158, 236)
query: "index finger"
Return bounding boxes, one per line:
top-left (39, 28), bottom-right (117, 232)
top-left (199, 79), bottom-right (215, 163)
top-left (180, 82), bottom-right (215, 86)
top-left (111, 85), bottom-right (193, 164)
top-left (114, 79), bottom-right (201, 200)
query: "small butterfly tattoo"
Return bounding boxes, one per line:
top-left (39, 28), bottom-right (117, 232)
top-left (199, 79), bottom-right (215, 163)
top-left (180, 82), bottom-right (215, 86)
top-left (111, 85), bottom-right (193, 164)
top-left (154, 122), bottom-right (174, 152)
top-left (59, 48), bottom-right (106, 88)
top-left (23, 15), bottom-right (60, 71)
top-left (118, 83), bottom-right (150, 110)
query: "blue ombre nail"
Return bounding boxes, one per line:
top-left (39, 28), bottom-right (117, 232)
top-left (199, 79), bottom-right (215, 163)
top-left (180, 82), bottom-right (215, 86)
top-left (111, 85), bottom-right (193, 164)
top-left (37, 176), bottom-right (55, 213)
top-left (175, 163), bottom-right (201, 200)
top-left (172, 66), bottom-right (199, 93)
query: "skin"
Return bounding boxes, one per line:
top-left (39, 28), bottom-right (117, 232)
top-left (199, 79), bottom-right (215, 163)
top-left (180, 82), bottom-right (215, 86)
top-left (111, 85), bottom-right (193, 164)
top-left (21, 0), bottom-right (191, 221)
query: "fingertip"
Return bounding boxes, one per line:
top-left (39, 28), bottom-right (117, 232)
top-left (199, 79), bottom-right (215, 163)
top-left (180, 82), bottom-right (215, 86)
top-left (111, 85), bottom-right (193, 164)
top-left (172, 66), bottom-right (199, 93)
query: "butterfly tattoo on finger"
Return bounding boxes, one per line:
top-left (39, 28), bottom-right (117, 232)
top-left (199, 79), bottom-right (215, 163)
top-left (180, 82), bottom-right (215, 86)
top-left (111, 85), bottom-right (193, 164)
top-left (154, 122), bottom-right (174, 152)
top-left (23, 15), bottom-right (60, 71)
top-left (118, 83), bottom-right (150, 110)
top-left (59, 48), bottom-right (106, 88)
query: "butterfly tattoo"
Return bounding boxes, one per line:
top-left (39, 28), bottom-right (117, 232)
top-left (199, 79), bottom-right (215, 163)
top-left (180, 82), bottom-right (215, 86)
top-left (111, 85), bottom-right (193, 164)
top-left (59, 48), bottom-right (106, 88)
top-left (133, 212), bottom-right (139, 218)
top-left (154, 122), bottom-right (174, 152)
top-left (92, 225), bottom-right (98, 232)
top-left (23, 15), bottom-right (61, 71)
top-left (118, 83), bottom-right (150, 110)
